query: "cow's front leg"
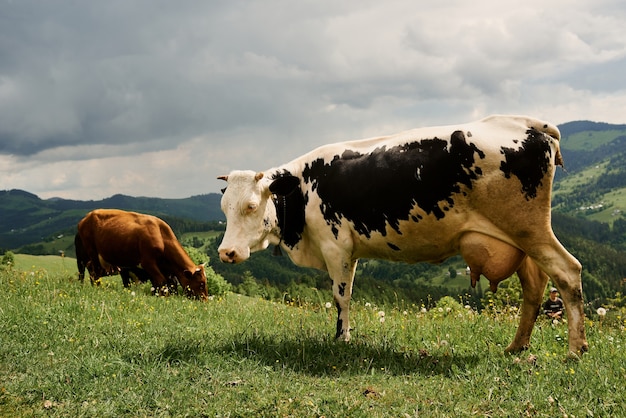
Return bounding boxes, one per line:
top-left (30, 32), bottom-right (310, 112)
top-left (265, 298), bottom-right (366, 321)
top-left (329, 259), bottom-right (358, 341)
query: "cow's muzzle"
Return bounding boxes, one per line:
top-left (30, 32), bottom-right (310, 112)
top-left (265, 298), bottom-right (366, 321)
top-left (218, 248), bottom-right (242, 264)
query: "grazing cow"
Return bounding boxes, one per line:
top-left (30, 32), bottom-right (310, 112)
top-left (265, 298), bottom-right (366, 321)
top-left (218, 115), bottom-right (588, 356)
top-left (77, 209), bottom-right (208, 300)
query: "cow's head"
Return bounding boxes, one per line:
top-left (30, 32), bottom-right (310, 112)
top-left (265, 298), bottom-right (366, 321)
top-left (178, 264), bottom-right (208, 301)
top-left (217, 170), bottom-right (301, 264)
top-left (217, 170), bottom-right (275, 263)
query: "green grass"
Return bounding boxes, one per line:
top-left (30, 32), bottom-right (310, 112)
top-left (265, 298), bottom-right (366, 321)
top-left (552, 161), bottom-right (609, 200)
top-left (561, 130), bottom-right (626, 151)
top-left (12, 254), bottom-right (78, 276)
top-left (552, 159), bottom-right (626, 224)
top-left (1, 257), bottom-right (624, 417)
top-left (584, 187), bottom-right (626, 223)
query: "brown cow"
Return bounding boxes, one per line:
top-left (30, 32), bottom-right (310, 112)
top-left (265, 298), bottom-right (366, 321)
top-left (77, 209), bottom-right (208, 300)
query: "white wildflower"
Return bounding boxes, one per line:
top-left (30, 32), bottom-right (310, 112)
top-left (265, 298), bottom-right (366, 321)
top-left (377, 310), bottom-right (385, 317)
top-left (325, 302), bottom-right (332, 309)
top-left (597, 307), bottom-right (607, 317)
top-left (365, 302), bottom-right (372, 307)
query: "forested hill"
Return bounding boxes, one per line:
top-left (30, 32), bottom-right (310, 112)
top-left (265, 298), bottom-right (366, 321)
top-left (556, 120), bottom-right (626, 174)
top-left (553, 120), bottom-right (626, 224)
top-left (0, 190), bottom-right (224, 249)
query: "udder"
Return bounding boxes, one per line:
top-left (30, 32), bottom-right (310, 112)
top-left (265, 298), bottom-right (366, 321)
top-left (459, 232), bottom-right (526, 292)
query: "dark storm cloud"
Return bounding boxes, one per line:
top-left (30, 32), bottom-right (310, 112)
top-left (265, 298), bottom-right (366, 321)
top-left (1, 0), bottom-right (625, 199)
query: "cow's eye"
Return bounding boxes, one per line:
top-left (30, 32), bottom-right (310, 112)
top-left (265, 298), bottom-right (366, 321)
top-left (246, 203), bottom-right (258, 213)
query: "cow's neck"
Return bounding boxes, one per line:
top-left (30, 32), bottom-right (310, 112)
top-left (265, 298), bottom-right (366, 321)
top-left (162, 245), bottom-right (195, 276)
top-left (270, 191), bottom-right (305, 250)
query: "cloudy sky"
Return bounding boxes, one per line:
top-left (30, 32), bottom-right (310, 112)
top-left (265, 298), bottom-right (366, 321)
top-left (1, 0), bottom-right (626, 201)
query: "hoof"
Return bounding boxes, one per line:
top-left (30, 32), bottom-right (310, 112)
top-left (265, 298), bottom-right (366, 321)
top-left (334, 329), bottom-right (351, 342)
top-left (567, 343), bottom-right (589, 360)
top-left (504, 343), bottom-right (529, 354)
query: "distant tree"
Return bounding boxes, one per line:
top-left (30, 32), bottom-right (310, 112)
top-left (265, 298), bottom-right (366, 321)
top-left (183, 245), bottom-right (230, 296)
top-left (448, 266), bottom-right (457, 279)
top-left (237, 271), bottom-right (262, 297)
top-left (481, 275), bottom-right (523, 313)
top-left (1, 251), bottom-right (15, 267)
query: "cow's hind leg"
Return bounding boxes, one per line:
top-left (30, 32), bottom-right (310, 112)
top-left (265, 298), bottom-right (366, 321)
top-left (505, 257), bottom-right (549, 353)
top-left (120, 269), bottom-right (131, 287)
top-left (86, 261), bottom-right (102, 286)
top-left (527, 239), bottom-right (588, 357)
top-left (459, 232), bottom-right (545, 352)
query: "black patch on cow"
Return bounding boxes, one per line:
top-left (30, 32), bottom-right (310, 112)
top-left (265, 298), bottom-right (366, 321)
top-left (270, 171), bottom-right (306, 248)
top-left (500, 129), bottom-right (552, 200)
top-left (387, 242), bottom-right (400, 251)
top-left (301, 130), bottom-right (485, 238)
top-left (335, 302), bottom-right (343, 339)
top-left (338, 282), bottom-right (347, 297)
top-left (335, 319), bottom-right (343, 339)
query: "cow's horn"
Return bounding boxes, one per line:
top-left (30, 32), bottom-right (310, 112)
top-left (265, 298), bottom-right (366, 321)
top-left (217, 175), bottom-right (228, 181)
top-left (254, 172), bottom-right (264, 181)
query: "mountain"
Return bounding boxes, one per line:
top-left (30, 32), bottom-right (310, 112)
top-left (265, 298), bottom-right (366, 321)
top-left (553, 121), bottom-right (626, 224)
top-left (0, 190), bottom-right (224, 249)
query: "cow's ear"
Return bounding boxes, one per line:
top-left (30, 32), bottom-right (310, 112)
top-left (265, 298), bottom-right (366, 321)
top-left (269, 175), bottom-right (300, 196)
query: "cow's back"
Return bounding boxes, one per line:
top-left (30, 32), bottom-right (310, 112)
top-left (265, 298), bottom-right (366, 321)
top-left (78, 209), bottom-right (165, 267)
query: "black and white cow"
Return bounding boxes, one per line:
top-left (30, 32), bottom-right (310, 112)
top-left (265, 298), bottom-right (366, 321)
top-left (217, 115), bottom-right (588, 356)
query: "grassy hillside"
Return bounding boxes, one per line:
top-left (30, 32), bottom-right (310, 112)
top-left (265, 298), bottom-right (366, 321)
top-left (0, 190), bottom-right (224, 250)
top-left (1, 258), bottom-right (624, 417)
top-left (11, 253), bottom-right (78, 276)
top-left (561, 129), bottom-right (626, 151)
top-left (552, 161), bottom-right (624, 223)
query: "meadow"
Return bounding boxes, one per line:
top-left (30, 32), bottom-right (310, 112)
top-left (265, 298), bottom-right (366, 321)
top-left (1, 255), bottom-right (624, 417)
